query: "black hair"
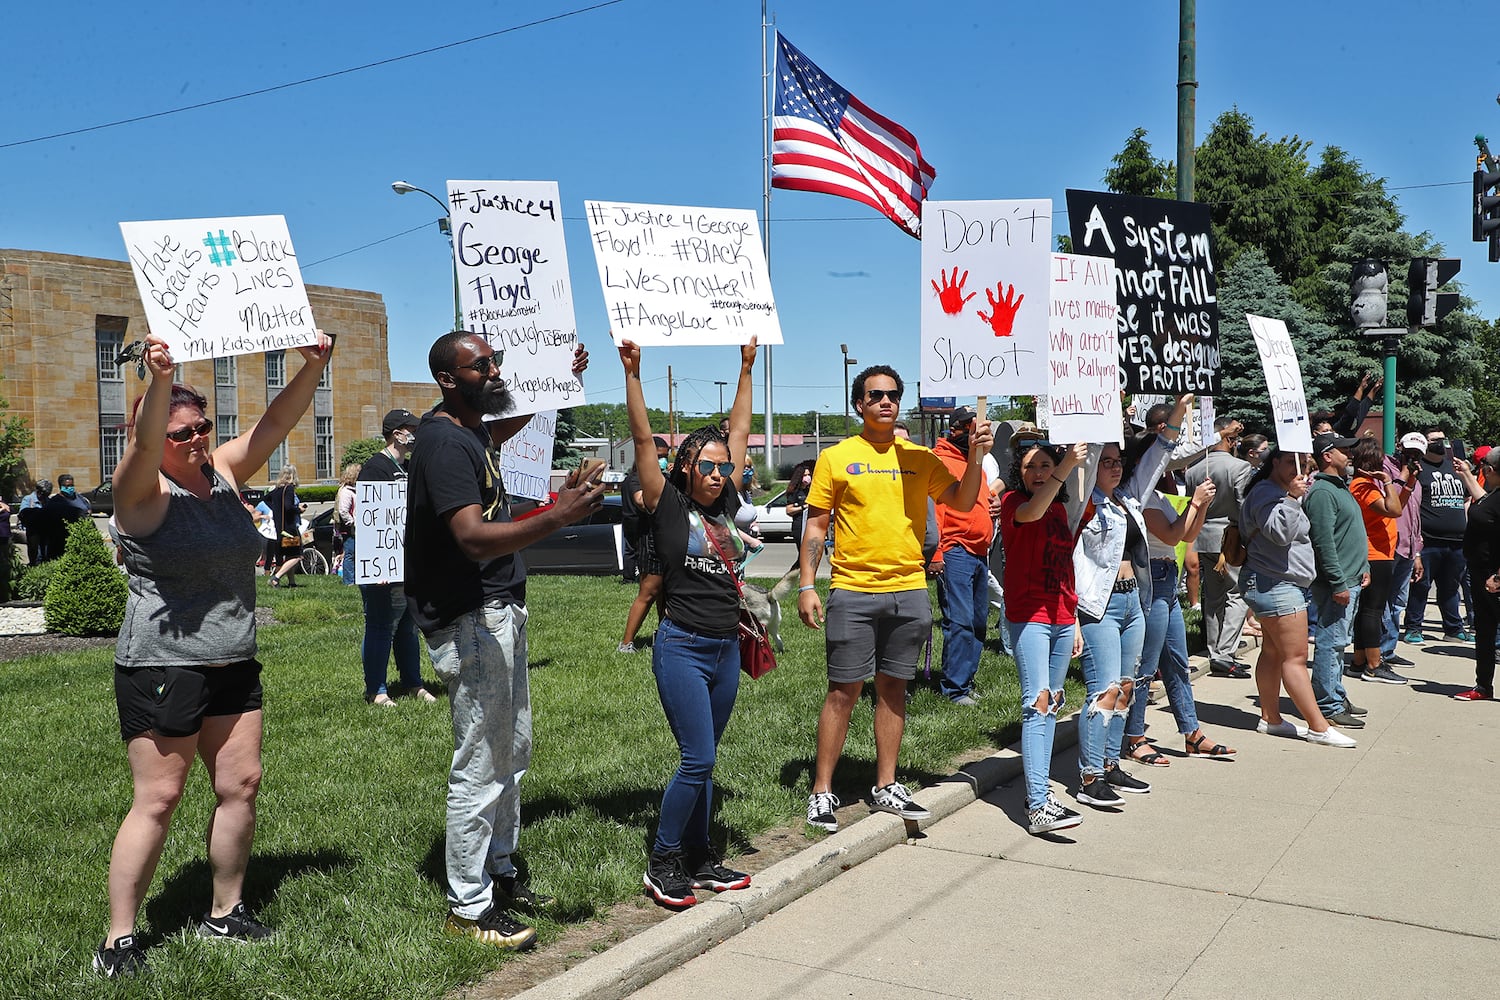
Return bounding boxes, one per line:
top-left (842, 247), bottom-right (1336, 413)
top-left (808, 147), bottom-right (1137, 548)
top-left (1243, 445), bottom-right (1296, 497)
top-left (651, 435), bottom-right (669, 450)
top-left (1350, 436), bottom-right (1383, 473)
top-left (1143, 403), bottom-right (1172, 429)
top-left (851, 364), bottom-right (904, 408)
top-left (1424, 425), bottom-right (1446, 438)
top-left (1236, 432), bottom-right (1267, 460)
top-left (1120, 429), bottom-right (1157, 487)
top-left (1213, 414), bottom-right (1237, 432)
top-left (1310, 409), bottom-right (1336, 428)
top-left (1007, 441), bottom-right (1069, 504)
top-left (427, 330), bottom-right (484, 379)
top-left (667, 424), bottom-right (733, 511)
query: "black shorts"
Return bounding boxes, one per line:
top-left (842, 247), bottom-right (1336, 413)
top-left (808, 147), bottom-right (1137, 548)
top-left (114, 660), bottom-right (264, 741)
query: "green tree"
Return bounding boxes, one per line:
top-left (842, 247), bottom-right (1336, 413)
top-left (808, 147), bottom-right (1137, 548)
top-left (0, 376), bottom-right (35, 496)
top-left (340, 437), bottom-right (384, 472)
top-left (552, 409), bottom-right (582, 469)
top-left (44, 518), bottom-right (128, 636)
top-left (1103, 127), bottom-right (1176, 198)
top-left (1468, 317), bottom-right (1500, 444)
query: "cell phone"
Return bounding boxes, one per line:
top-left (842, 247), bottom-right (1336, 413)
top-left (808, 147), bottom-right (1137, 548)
top-left (1452, 439), bottom-right (1468, 463)
top-left (573, 458), bottom-right (606, 486)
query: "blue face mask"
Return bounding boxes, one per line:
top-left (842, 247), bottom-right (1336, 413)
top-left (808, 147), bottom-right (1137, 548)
top-left (60, 487), bottom-right (76, 498)
top-left (741, 470), bottom-right (752, 485)
top-left (658, 457), bottom-right (669, 471)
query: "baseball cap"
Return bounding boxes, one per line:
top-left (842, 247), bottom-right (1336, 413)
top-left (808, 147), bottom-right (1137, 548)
top-left (1312, 433), bottom-right (1358, 459)
top-left (381, 409), bottom-right (420, 437)
top-left (1011, 422), bottom-right (1049, 448)
top-left (950, 405), bottom-right (978, 426)
top-left (1399, 432), bottom-right (1427, 452)
top-left (1474, 445), bottom-right (1492, 464)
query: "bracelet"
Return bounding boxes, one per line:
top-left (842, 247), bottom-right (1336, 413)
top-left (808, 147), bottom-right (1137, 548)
top-left (1164, 422), bottom-right (1181, 432)
top-left (1189, 502), bottom-right (1203, 510)
top-left (1051, 473), bottom-right (1067, 483)
top-left (798, 585), bottom-right (816, 593)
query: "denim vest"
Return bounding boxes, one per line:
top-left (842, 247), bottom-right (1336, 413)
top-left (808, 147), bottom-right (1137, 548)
top-left (1073, 490), bottom-right (1153, 620)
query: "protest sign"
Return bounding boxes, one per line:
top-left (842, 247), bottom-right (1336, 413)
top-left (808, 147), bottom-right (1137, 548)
top-left (495, 410), bottom-right (556, 501)
top-left (920, 199), bottom-right (1051, 395)
top-left (1034, 394), bottom-right (1050, 430)
top-left (1199, 396), bottom-right (1217, 448)
top-left (355, 480), bottom-right (406, 584)
top-left (1134, 392), bottom-right (1211, 452)
top-left (1245, 314), bottom-right (1314, 454)
top-left (1065, 190), bottom-right (1220, 395)
top-left (119, 215), bottom-right (317, 363)
top-left (449, 181), bottom-right (584, 412)
top-left (1045, 253), bottom-right (1121, 444)
top-left (585, 200), bottom-right (781, 346)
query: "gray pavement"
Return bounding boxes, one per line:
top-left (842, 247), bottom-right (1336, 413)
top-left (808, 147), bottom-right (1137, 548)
top-left (518, 632), bottom-right (1500, 1000)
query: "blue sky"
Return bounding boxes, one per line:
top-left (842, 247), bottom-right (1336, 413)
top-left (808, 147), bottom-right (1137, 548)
top-left (4, 1), bottom-right (1495, 421)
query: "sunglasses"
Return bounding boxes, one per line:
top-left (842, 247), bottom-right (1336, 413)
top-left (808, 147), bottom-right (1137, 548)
top-left (696, 459), bottom-right (737, 478)
top-left (165, 419), bottom-right (213, 443)
top-left (454, 351), bottom-right (505, 376)
top-left (864, 388), bottom-right (902, 403)
top-left (1099, 457), bottom-right (1124, 468)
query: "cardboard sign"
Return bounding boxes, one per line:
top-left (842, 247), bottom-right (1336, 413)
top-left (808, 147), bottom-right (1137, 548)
top-left (355, 480), bottom-right (406, 584)
top-left (1045, 253), bottom-right (1121, 444)
top-left (585, 200), bottom-right (782, 346)
top-left (448, 180), bottom-right (584, 412)
top-left (1199, 396), bottom-right (1217, 448)
top-left (495, 410), bottom-right (556, 501)
top-left (920, 199), bottom-right (1052, 395)
top-left (1065, 190), bottom-right (1220, 395)
top-left (1245, 314), bottom-right (1314, 454)
top-left (1134, 392), bottom-right (1211, 452)
top-left (119, 215), bottom-right (317, 363)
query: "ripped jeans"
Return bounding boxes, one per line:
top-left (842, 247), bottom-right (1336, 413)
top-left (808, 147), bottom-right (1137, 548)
top-left (1009, 620), bottom-right (1074, 811)
top-left (1077, 590), bottom-right (1146, 780)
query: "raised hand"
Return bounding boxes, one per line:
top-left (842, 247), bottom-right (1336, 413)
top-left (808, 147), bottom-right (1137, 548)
top-left (142, 334), bottom-right (175, 380)
top-left (617, 338), bottom-right (642, 378)
top-left (977, 281), bottom-right (1024, 337)
top-left (741, 334), bottom-right (759, 370)
top-left (570, 342), bottom-right (590, 378)
top-left (293, 330), bottom-right (334, 366)
top-left (930, 268), bottom-right (976, 315)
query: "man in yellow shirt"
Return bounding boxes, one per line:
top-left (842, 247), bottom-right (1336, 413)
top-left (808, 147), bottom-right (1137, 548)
top-left (798, 367), bottom-right (991, 832)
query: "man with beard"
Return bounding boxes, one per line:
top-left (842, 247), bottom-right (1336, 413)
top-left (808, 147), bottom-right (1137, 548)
top-left (932, 405), bottom-right (997, 705)
top-left (405, 331), bottom-right (604, 950)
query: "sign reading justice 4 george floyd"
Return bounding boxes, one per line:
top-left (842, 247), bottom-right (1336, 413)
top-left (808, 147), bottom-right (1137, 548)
top-left (120, 215), bottom-right (317, 363)
top-left (1065, 191), bottom-right (1220, 396)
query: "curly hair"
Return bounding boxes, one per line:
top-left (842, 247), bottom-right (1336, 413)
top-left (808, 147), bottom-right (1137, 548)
top-left (667, 424), bottom-right (733, 510)
top-left (1007, 442), bottom-right (1069, 504)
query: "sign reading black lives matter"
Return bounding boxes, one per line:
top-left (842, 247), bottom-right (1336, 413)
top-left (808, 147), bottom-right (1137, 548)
top-left (1064, 191), bottom-right (1220, 395)
top-left (120, 215), bottom-right (317, 363)
top-left (449, 180), bottom-right (585, 412)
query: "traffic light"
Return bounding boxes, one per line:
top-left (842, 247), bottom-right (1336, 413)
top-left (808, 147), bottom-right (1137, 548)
top-left (1473, 168), bottom-right (1500, 262)
top-left (1406, 257), bottom-right (1461, 327)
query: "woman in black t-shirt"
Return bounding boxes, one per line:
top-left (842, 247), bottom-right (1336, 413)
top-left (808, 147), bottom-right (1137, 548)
top-left (620, 335), bottom-right (758, 911)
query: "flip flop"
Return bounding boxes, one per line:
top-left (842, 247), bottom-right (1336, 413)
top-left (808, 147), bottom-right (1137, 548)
top-left (1125, 740), bottom-right (1170, 767)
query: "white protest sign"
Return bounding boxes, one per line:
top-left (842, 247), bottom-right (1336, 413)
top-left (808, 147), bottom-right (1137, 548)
top-left (496, 410), bottom-right (555, 501)
top-left (119, 215), bottom-right (316, 363)
top-left (1045, 253), bottom-right (1121, 444)
top-left (1199, 396), bottom-right (1217, 448)
top-left (1245, 314), bottom-right (1314, 454)
top-left (920, 199), bottom-right (1052, 395)
top-left (448, 181), bottom-right (584, 412)
top-left (355, 480), bottom-right (406, 584)
top-left (585, 200), bottom-right (781, 346)
top-left (1034, 394), bottom-right (1050, 429)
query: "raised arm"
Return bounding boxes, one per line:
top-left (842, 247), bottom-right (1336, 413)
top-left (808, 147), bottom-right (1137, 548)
top-left (214, 333), bottom-right (333, 487)
top-left (111, 335), bottom-right (177, 528)
top-left (935, 417), bottom-right (995, 512)
top-left (725, 338), bottom-right (758, 471)
top-left (1014, 443), bottom-right (1087, 523)
top-left (619, 339), bottom-right (665, 513)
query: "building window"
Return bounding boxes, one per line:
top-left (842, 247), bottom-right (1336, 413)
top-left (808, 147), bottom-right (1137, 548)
top-left (96, 316), bottom-right (128, 382)
top-left (215, 356), bottom-right (237, 386)
top-left (266, 351), bottom-right (286, 390)
top-left (318, 360), bottom-right (332, 389)
top-left (266, 441), bottom-right (289, 480)
top-left (216, 414), bottom-right (239, 447)
top-left (315, 416), bottom-right (334, 480)
top-left (100, 416), bottom-right (126, 479)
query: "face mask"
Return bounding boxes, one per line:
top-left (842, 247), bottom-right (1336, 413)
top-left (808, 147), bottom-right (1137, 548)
top-left (658, 457), bottom-right (669, 471)
top-left (949, 431), bottom-right (970, 453)
top-left (395, 430), bottom-right (415, 447)
top-left (61, 487), bottom-right (76, 497)
top-left (741, 470), bottom-right (752, 485)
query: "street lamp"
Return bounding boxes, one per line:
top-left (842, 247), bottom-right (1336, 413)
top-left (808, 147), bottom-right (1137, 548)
top-left (841, 344), bottom-right (858, 437)
top-left (391, 180), bottom-right (463, 332)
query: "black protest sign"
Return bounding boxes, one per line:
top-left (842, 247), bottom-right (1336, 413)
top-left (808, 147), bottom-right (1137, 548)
top-left (1064, 190), bottom-right (1220, 395)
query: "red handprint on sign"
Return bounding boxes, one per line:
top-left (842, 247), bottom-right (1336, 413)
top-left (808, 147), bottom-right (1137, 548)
top-left (930, 267), bottom-right (976, 315)
top-left (977, 281), bottom-right (1024, 337)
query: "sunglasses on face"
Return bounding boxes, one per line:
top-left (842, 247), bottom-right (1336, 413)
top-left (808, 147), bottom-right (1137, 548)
top-left (1099, 457), bottom-right (1124, 468)
top-left (165, 419), bottom-right (213, 443)
top-left (696, 459), bottom-right (737, 478)
top-left (863, 388), bottom-right (901, 403)
top-left (454, 351), bottom-right (505, 376)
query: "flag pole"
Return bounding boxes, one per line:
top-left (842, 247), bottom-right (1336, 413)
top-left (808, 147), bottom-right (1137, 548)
top-left (761, 2), bottom-right (776, 471)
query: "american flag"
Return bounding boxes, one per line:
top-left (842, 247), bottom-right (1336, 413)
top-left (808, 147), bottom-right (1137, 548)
top-left (771, 33), bottom-right (936, 238)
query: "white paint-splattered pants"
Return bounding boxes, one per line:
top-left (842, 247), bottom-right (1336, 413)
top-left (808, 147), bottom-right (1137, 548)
top-left (427, 601), bottom-right (531, 920)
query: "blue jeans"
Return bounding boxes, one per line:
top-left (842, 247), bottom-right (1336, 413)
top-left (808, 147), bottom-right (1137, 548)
top-left (339, 535), bottom-right (356, 585)
top-left (937, 546), bottom-right (989, 700)
top-left (1381, 554), bottom-right (1415, 658)
top-left (1129, 561), bottom-right (1199, 740)
top-left (1312, 583), bottom-right (1359, 718)
top-left (1077, 589), bottom-right (1145, 778)
top-left (426, 601), bottom-right (531, 920)
top-left (1405, 541), bottom-right (1465, 635)
top-left (361, 582), bottom-right (423, 698)
top-left (1009, 620), bottom-right (1072, 811)
top-left (651, 617), bottom-right (740, 856)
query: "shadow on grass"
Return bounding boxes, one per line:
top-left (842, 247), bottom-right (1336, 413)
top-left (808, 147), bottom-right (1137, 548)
top-left (143, 847), bottom-right (354, 942)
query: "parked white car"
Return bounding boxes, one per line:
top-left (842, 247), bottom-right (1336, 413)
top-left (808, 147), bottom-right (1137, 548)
top-left (753, 489), bottom-right (795, 539)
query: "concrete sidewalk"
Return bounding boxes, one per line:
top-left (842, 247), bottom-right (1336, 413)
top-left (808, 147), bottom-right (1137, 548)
top-left (603, 636), bottom-right (1499, 1000)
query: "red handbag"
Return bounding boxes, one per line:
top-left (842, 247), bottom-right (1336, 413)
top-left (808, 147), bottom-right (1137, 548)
top-left (703, 520), bottom-right (778, 679)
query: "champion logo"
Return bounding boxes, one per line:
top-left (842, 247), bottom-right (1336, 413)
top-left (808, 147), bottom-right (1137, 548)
top-left (845, 462), bottom-right (915, 480)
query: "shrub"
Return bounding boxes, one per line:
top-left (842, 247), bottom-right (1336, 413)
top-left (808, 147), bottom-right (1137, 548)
top-left (43, 519), bottom-right (127, 636)
top-left (340, 437), bottom-right (384, 471)
top-left (297, 485), bottom-right (337, 502)
top-left (15, 559), bottom-right (57, 601)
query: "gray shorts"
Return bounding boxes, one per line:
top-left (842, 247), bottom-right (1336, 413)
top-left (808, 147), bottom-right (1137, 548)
top-left (825, 588), bottom-right (933, 684)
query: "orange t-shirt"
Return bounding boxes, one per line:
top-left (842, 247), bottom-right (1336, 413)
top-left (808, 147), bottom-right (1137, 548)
top-left (1349, 475), bottom-right (1398, 561)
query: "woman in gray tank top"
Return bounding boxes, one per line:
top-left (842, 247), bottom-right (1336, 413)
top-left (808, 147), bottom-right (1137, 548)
top-left (93, 331), bottom-right (333, 980)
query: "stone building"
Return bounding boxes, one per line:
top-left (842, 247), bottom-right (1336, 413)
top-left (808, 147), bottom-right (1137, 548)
top-left (0, 248), bottom-right (429, 490)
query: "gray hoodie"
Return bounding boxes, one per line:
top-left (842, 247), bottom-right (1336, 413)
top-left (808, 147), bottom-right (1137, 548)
top-left (1240, 479), bottom-right (1315, 588)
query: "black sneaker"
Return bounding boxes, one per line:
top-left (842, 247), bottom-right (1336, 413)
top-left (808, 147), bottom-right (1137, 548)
top-left (93, 935), bottom-right (148, 978)
top-left (643, 851), bottom-right (697, 909)
top-left (806, 790), bottom-right (841, 832)
top-left (1361, 664), bottom-right (1409, 685)
top-left (869, 781), bottom-right (931, 821)
top-left (494, 873), bottom-right (554, 914)
top-left (687, 847), bottom-right (752, 892)
top-left (1343, 699), bottom-right (1368, 716)
top-left (1027, 794), bottom-right (1083, 835)
top-left (1385, 653), bottom-right (1415, 667)
top-left (197, 901), bottom-right (274, 941)
top-left (1076, 777), bottom-right (1126, 808)
top-left (1325, 710), bottom-right (1366, 729)
top-left (445, 903), bottom-right (537, 950)
top-left (1104, 763), bottom-right (1151, 793)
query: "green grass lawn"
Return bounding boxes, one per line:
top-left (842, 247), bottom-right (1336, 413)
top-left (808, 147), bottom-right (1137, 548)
top-left (0, 573), bottom-right (1079, 999)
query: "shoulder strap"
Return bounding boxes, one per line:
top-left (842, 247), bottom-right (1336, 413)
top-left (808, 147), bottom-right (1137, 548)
top-left (701, 514), bottom-right (748, 599)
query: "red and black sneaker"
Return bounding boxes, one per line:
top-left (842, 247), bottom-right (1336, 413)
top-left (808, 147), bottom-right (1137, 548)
top-left (1453, 687), bottom-right (1494, 701)
top-left (643, 851), bottom-right (697, 909)
top-left (687, 847), bottom-right (752, 892)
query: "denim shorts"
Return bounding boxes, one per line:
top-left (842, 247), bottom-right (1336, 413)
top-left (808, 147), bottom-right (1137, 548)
top-left (1241, 570), bottom-right (1311, 619)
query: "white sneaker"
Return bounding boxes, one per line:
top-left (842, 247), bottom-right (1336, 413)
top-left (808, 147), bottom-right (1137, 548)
top-left (1304, 726), bottom-right (1357, 749)
top-left (1256, 718), bottom-right (1307, 738)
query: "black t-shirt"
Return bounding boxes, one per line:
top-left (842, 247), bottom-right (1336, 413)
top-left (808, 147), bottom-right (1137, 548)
top-left (649, 482), bottom-right (742, 638)
top-left (621, 467), bottom-right (644, 542)
top-left (405, 413), bottom-right (525, 633)
top-left (359, 449), bottom-right (406, 484)
top-left (1417, 454), bottom-right (1468, 545)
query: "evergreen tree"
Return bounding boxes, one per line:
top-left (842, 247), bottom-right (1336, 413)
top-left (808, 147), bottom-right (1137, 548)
top-left (44, 518), bottom-right (128, 636)
top-left (552, 408), bottom-right (583, 470)
top-left (1103, 127), bottom-right (1176, 198)
top-left (1468, 317), bottom-right (1500, 444)
top-left (0, 376), bottom-right (35, 497)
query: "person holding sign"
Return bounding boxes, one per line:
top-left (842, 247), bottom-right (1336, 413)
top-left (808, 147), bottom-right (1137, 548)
top-left (798, 366), bottom-right (992, 834)
top-left (617, 337), bottom-right (758, 910)
top-left (96, 330), bottom-right (333, 979)
top-left (405, 331), bottom-right (600, 952)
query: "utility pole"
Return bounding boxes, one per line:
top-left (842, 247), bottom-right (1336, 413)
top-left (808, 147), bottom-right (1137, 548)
top-left (714, 380), bottom-right (728, 417)
top-left (1176, 0), bottom-right (1197, 202)
top-left (667, 365), bottom-right (677, 441)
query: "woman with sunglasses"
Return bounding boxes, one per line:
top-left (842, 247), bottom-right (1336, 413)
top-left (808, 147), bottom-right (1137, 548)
top-left (619, 335), bottom-right (758, 910)
top-left (94, 331), bottom-right (332, 978)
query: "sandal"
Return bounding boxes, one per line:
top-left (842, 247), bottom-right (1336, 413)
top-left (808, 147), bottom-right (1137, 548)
top-left (1124, 739), bottom-right (1171, 767)
top-left (1185, 732), bottom-right (1237, 759)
